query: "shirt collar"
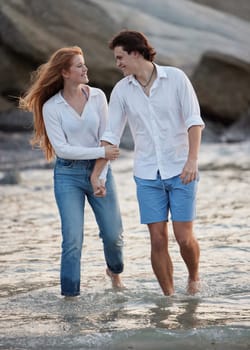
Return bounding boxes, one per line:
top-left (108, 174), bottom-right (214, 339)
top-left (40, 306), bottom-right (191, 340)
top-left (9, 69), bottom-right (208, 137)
top-left (55, 91), bottom-right (65, 104)
top-left (128, 63), bottom-right (168, 85)
top-left (55, 86), bottom-right (97, 104)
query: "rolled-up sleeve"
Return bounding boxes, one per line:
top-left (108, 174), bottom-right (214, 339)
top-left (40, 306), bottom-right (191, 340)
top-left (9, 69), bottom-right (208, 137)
top-left (178, 70), bottom-right (205, 130)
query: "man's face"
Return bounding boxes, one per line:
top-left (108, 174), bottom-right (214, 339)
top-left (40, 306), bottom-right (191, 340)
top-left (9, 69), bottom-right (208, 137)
top-left (113, 46), bottom-right (137, 76)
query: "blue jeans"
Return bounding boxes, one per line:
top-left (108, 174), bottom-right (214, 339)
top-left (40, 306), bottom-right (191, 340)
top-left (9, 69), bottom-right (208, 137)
top-left (54, 157), bottom-right (124, 296)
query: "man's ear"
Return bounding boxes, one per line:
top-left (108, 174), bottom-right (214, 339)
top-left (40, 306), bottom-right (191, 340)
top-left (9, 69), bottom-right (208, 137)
top-left (131, 51), bottom-right (141, 59)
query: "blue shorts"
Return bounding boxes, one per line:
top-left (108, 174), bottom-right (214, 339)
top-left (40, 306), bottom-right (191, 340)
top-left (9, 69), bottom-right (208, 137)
top-left (134, 172), bottom-right (199, 224)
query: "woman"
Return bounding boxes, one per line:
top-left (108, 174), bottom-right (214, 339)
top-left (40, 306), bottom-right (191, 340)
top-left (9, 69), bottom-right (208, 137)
top-left (19, 46), bottom-right (124, 297)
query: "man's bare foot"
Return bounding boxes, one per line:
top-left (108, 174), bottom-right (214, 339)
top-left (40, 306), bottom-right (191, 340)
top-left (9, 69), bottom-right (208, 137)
top-left (106, 268), bottom-right (125, 289)
top-left (164, 288), bottom-right (174, 297)
top-left (187, 278), bottom-right (201, 295)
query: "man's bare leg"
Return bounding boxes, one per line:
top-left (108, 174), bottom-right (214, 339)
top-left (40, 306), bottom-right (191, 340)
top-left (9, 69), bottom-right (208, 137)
top-left (148, 222), bottom-right (174, 296)
top-left (106, 268), bottom-right (125, 289)
top-left (173, 221), bottom-right (200, 295)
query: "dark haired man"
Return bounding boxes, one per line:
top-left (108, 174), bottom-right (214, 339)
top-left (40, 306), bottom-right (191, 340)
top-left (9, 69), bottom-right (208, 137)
top-left (91, 30), bottom-right (204, 296)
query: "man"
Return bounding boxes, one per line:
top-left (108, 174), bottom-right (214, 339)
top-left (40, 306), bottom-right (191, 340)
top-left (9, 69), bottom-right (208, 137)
top-left (91, 30), bottom-right (204, 296)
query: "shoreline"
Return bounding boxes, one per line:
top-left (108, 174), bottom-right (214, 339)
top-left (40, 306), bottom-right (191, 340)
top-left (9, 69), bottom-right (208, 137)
top-left (0, 131), bottom-right (250, 173)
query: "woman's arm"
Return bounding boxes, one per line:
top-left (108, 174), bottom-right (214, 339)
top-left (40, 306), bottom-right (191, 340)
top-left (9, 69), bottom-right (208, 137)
top-left (43, 103), bottom-right (118, 160)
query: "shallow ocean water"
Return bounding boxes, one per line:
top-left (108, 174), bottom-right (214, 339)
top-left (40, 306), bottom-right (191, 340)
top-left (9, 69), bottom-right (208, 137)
top-left (0, 144), bottom-right (249, 349)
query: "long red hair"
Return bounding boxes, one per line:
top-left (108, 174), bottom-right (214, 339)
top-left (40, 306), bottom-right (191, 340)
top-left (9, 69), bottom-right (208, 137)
top-left (19, 46), bottom-right (83, 161)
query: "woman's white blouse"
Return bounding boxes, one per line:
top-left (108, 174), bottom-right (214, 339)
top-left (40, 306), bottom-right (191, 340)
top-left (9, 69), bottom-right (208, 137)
top-left (43, 86), bottom-right (107, 160)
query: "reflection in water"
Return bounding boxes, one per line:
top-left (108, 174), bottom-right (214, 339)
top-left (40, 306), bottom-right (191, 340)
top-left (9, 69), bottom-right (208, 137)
top-left (146, 297), bottom-right (200, 329)
top-left (0, 283), bottom-right (249, 349)
top-left (175, 299), bottom-right (200, 328)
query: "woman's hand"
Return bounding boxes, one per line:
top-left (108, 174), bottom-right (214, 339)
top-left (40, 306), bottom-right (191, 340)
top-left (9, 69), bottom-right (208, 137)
top-left (104, 145), bottom-right (120, 160)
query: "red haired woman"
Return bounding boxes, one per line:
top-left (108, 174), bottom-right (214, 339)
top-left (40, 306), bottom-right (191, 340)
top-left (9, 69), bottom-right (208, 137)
top-left (19, 46), bottom-right (124, 297)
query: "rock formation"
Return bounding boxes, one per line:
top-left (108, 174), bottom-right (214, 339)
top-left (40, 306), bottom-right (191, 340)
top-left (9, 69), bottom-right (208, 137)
top-left (192, 52), bottom-right (250, 125)
top-left (0, 0), bottom-right (250, 141)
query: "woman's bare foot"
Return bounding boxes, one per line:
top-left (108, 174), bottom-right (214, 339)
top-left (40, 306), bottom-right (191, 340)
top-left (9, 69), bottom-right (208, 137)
top-left (106, 268), bottom-right (125, 289)
top-left (187, 278), bottom-right (201, 295)
top-left (64, 295), bottom-right (79, 301)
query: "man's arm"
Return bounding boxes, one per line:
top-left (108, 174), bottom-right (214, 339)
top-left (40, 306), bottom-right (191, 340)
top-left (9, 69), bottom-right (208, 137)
top-left (91, 141), bottom-right (112, 197)
top-left (91, 85), bottom-right (127, 196)
top-left (179, 125), bottom-right (202, 184)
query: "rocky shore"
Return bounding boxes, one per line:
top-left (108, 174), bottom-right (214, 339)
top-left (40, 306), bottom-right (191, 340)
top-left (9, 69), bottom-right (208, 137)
top-left (0, 0), bottom-right (250, 141)
top-left (0, 1), bottom-right (249, 183)
top-left (1, 130), bottom-right (250, 186)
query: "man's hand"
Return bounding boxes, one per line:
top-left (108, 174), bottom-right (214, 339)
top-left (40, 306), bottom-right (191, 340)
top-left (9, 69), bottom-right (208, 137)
top-left (91, 141), bottom-right (117, 196)
top-left (179, 159), bottom-right (198, 184)
top-left (91, 175), bottom-right (106, 197)
top-left (104, 145), bottom-right (120, 161)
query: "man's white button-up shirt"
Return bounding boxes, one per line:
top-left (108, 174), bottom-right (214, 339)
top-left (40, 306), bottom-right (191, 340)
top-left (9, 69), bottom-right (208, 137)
top-left (102, 64), bottom-right (205, 180)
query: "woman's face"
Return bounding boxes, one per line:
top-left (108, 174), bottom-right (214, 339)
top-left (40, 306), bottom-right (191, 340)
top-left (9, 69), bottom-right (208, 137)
top-left (63, 54), bottom-right (89, 84)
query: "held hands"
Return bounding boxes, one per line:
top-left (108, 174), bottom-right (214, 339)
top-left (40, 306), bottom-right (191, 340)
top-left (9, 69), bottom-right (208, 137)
top-left (91, 175), bottom-right (106, 197)
top-left (104, 145), bottom-right (120, 161)
top-left (91, 144), bottom-right (119, 197)
top-left (179, 159), bottom-right (198, 184)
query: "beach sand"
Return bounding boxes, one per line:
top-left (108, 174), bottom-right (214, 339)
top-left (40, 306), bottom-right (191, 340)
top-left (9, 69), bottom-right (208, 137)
top-left (0, 133), bottom-right (249, 349)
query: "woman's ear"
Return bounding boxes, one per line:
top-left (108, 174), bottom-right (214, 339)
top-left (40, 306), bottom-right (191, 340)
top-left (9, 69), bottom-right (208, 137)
top-left (61, 69), bottom-right (69, 79)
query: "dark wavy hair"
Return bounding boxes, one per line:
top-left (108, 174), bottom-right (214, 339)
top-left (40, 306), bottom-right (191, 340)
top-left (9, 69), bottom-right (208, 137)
top-left (109, 30), bottom-right (156, 62)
